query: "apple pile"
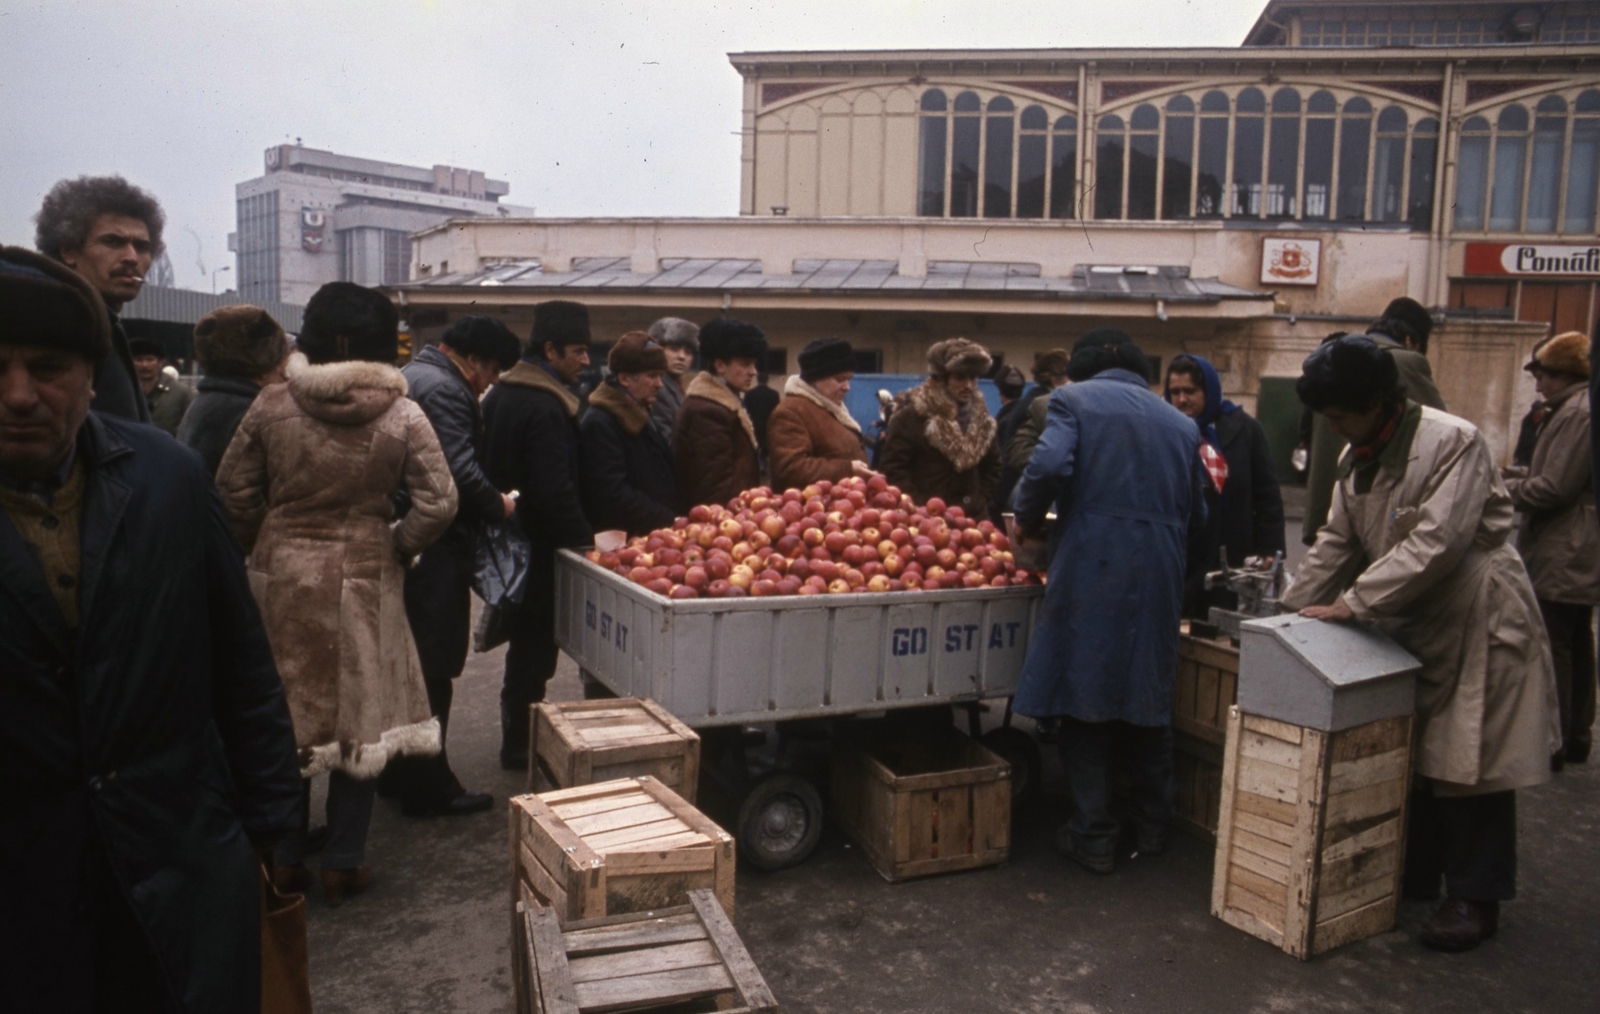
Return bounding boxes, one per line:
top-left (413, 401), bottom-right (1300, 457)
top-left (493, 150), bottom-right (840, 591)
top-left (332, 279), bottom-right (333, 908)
top-left (583, 475), bottom-right (1040, 599)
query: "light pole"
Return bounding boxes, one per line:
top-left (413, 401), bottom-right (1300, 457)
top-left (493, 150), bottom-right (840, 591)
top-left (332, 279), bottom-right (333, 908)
top-left (212, 265), bottom-right (231, 294)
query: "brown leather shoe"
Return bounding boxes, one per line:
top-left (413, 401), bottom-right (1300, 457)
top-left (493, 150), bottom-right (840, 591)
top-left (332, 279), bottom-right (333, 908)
top-left (272, 863), bottom-right (312, 895)
top-left (321, 865), bottom-right (372, 908)
top-left (1420, 898), bottom-right (1498, 952)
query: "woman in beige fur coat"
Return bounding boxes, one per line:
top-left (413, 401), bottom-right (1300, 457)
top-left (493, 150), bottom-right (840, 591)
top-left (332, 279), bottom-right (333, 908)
top-left (218, 283), bottom-right (458, 904)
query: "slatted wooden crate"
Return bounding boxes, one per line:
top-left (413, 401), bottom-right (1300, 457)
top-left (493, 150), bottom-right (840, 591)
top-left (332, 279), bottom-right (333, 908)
top-left (510, 777), bottom-right (735, 927)
top-left (515, 884), bottom-right (778, 1014)
top-left (1171, 631), bottom-right (1240, 840)
top-left (831, 725), bottom-right (1010, 882)
top-left (1211, 707), bottom-right (1414, 958)
top-left (531, 698), bottom-right (701, 803)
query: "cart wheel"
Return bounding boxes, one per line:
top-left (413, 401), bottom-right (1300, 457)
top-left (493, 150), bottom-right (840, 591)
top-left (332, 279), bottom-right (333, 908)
top-left (981, 726), bottom-right (1042, 804)
top-left (736, 774), bottom-right (823, 871)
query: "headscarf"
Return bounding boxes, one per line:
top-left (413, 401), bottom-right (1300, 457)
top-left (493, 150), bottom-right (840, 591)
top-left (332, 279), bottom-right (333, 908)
top-left (1165, 353), bottom-right (1241, 451)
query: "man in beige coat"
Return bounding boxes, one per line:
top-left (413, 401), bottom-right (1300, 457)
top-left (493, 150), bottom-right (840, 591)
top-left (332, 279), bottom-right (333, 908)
top-left (1504, 331), bottom-right (1599, 767)
top-left (1284, 336), bottom-right (1559, 953)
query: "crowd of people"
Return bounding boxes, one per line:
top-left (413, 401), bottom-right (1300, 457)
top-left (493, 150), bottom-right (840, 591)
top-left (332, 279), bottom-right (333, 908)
top-left (0, 173), bottom-right (1588, 1009)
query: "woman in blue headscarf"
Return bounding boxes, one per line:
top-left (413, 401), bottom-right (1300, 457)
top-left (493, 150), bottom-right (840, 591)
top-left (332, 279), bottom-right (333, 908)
top-left (1164, 354), bottom-right (1286, 618)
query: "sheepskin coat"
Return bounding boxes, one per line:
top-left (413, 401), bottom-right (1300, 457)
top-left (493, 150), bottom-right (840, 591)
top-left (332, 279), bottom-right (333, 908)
top-left (217, 352), bottom-right (456, 779)
top-left (878, 379), bottom-right (1002, 519)
top-left (581, 379), bottom-right (684, 536)
top-left (767, 375), bottom-right (869, 491)
top-left (674, 372), bottom-right (761, 508)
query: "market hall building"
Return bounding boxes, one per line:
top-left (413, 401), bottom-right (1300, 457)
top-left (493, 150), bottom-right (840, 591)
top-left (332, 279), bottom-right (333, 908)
top-left (391, 0), bottom-right (1600, 466)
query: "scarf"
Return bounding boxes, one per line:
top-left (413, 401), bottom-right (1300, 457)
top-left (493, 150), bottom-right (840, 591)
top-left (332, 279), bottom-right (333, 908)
top-left (1349, 403), bottom-right (1405, 462)
top-left (1166, 353), bottom-right (1241, 493)
top-left (906, 379), bottom-right (997, 474)
top-left (685, 371), bottom-right (759, 449)
top-left (782, 374), bottom-right (862, 434)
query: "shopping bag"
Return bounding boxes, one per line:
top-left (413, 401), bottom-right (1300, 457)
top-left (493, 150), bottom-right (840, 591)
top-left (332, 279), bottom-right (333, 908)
top-left (260, 862), bottom-right (312, 1014)
top-left (473, 516), bottom-right (532, 611)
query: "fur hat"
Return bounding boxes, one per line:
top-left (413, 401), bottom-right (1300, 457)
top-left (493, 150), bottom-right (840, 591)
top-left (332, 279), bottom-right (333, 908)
top-left (298, 282), bottom-right (398, 364)
top-left (1529, 330), bottom-right (1590, 379)
top-left (996, 365), bottom-right (1026, 399)
top-left (608, 330), bottom-right (669, 374)
top-left (1297, 335), bottom-right (1401, 412)
top-left (1033, 348), bottom-right (1071, 383)
top-left (799, 336), bottom-right (855, 383)
top-left (1374, 297), bottom-right (1434, 351)
top-left (648, 316), bottom-right (700, 352)
top-left (1067, 328), bottom-right (1150, 382)
top-left (440, 315), bottom-right (521, 370)
top-left (127, 337), bottom-right (165, 360)
top-left (0, 245), bottom-right (111, 359)
top-left (700, 317), bottom-right (767, 363)
top-left (532, 300), bottom-right (591, 353)
top-left (927, 337), bottom-right (992, 378)
top-left (194, 306), bottom-right (287, 378)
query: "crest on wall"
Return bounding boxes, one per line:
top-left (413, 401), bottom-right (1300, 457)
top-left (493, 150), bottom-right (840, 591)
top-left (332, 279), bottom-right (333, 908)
top-left (301, 208), bottom-right (327, 253)
top-left (1261, 237), bottom-right (1320, 286)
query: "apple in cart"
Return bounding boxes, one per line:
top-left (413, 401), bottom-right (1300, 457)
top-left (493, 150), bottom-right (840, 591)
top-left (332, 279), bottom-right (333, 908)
top-left (760, 514), bottom-right (786, 540)
top-left (669, 584), bottom-right (698, 599)
top-left (728, 566), bottom-right (754, 590)
top-left (684, 566), bottom-right (708, 588)
top-left (646, 577), bottom-right (674, 595)
top-left (867, 574), bottom-right (892, 592)
top-left (706, 579), bottom-right (731, 598)
top-left (826, 579), bottom-right (850, 594)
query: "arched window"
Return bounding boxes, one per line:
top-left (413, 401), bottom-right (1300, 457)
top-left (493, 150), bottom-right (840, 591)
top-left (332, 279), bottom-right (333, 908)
top-left (1373, 106), bottom-right (1408, 222)
top-left (1050, 115), bottom-right (1079, 219)
top-left (1490, 104), bottom-right (1530, 231)
top-left (1455, 116), bottom-right (1492, 231)
top-left (1233, 88), bottom-right (1266, 217)
top-left (1016, 105), bottom-right (1049, 218)
top-left (1163, 95), bottom-right (1196, 219)
top-left (951, 91), bottom-right (982, 217)
top-left (917, 90), bottom-right (948, 216)
top-left (1197, 91), bottom-right (1230, 216)
top-left (1304, 90), bottom-right (1338, 219)
top-left (1096, 114), bottom-right (1126, 219)
top-left (1408, 119), bottom-right (1439, 228)
top-left (1568, 91), bottom-right (1600, 233)
top-left (1268, 88), bottom-right (1302, 218)
top-left (984, 97), bottom-right (1015, 218)
top-left (1338, 98), bottom-right (1373, 220)
top-left (1527, 96), bottom-right (1568, 232)
top-left (1128, 104), bottom-right (1161, 219)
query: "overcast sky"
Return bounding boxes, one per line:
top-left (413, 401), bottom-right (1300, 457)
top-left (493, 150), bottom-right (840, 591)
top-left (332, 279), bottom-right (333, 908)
top-left (1, 1), bottom-right (1263, 291)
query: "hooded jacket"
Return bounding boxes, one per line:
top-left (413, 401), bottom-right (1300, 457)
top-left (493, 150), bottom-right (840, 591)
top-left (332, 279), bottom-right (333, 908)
top-left (581, 379), bottom-right (684, 536)
top-left (217, 352), bottom-right (455, 778)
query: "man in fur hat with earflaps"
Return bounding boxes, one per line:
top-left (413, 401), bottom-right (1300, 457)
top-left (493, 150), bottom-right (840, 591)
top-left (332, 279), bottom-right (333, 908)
top-left (581, 331), bottom-right (685, 535)
top-left (483, 300), bottom-right (595, 769)
top-left (1504, 330), bottom-right (1600, 768)
top-left (878, 337), bottom-right (1002, 520)
top-left (176, 305), bottom-right (289, 475)
top-left (674, 317), bottom-right (767, 508)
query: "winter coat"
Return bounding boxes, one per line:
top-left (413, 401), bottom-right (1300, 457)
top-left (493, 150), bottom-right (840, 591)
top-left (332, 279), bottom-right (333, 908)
top-left (1011, 369), bottom-right (1206, 725)
top-left (877, 379), bottom-right (1002, 520)
top-left (90, 314), bottom-right (152, 424)
top-left (146, 375), bottom-right (194, 436)
top-left (649, 370), bottom-right (694, 446)
top-left (176, 374), bottom-right (262, 476)
top-left (674, 372), bottom-right (762, 508)
top-left (217, 352), bottom-right (455, 779)
top-left (581, 379), bottom-right (684, 536)
top-left (1283, 405), bottom-right (1561, 795)
top-left (403, 344), bottom-right (505, 555)
top-left (767, 375), bottom-right (869, 492)
top-left (746, 383), bottom-right (780, 457)
top-left (998, 384), bottom-right (1046, 450)
top-left (0, 413), bottom-right (300, 1013)
top-left (1505, 382), bottom-right (1599, 605)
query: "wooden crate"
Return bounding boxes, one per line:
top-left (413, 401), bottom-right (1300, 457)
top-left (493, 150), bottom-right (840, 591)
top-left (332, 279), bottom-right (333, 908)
top-left (515, 884), bottom-right (778, 1014)
top-left (511, 777), bottom-right (735, 927)
top-left (831, 726), bottom-right (1010, 882)
top-left (1171, 631), bottom-right (1239, 841)
top-left (531, 698), bottom-right (701, 803)
top-left (1211, 706), bottom-right (1414, 958)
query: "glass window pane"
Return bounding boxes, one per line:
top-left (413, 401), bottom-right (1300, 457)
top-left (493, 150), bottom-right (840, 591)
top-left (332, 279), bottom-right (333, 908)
top-left (1463, 116), bottom-right (1491, 132)
top-left (1021, 104), bottom-right (1048, 130)
top-left (1303, 117), bottom-right (1335, 219)
top-left (954, 90), bottom-right (981, 112)
top-left (1131, 104), bottom-right (1160, 130)
top-left (1201, 90), bottom-right (1230, 113)
top-left (1344, 97), bottom-right (1373, 116)
top-left (1374, 134), bottom-right (1406, 222)
top-left (1237, 87), bottom-right (1266, 113)
top-left (1273, 88), bottom-right (1301, 114)
top-left (1267, 112), bottom-right (1299, 217)
top-left (1097, 115), bottom-right (1125, 219)
top-left (1408, 129), bottom-right (1438, 229)
top-left (918, 113), bottom-right (947, 216)
top-left (1129, 131), bottom-right (1159, 219)
top-left (1166, 94), bottom-right (1195, 113)
top-left (1489, 133), bottom-right (1527, 231)
top-left (951, 109), bottom-right (980, 217)
top-left (1578, 90), bottom-right (1600, 113)
top-left (1308, 90), bottom-right (1337, 114)
top-left (1498, 104), bottom-right (1529, 131)
top-left (988, 96), bottom-right (1014, 113)
top-left (1566, 117), bottom-right (1600, 233)
top-left (1537, 95), bottom-right (1568, 114)
top-left (1455, 134), bottom-right (1489, 230)
top-left (1197, 116), bottom-right (1228, 216)
top-left (1338, 106), bottom-right (1372, 220)
top-left (984, 108), bottom-right (1015, 217)
top-left (1233, 109), bottom-right (1264, 217)
top-left (1527, 114), bottom-right (1565, 232)
top-left (921, 90), bottom-right (947, 112)
top-left (1017, 133), bottom-right (1047, 218)
top-left (1377, 106), bottom-right (1408, 132)
top-left (1163, 112), bottom-right (1195, 218)
top-left (1050, 118), bottom-right (1078, 219)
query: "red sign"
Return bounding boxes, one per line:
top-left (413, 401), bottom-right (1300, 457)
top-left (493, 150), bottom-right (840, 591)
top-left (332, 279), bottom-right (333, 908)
top-left (1464, 242), bottom-right (1600, 277)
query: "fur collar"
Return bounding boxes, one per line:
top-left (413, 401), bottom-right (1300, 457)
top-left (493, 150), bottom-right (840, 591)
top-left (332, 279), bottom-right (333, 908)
top-left (783, 374), bottom-right (861, 434)
top-left (908, 379), bottom-right (997, 473)
top-left (284, 351), bottom-right (407, 426)
top-left (589, 379), bottom-right (651, 436)
top-left (499, 360), bottom-right (582, 417)
top-left (686, 372), bottom-right (758, 449)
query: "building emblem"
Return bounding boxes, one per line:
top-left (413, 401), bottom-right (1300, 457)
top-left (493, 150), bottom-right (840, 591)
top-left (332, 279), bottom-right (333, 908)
top-left (1261, 238), bottom-right (1320, 286)
top-left (301, 208), bottom-right (327, 253)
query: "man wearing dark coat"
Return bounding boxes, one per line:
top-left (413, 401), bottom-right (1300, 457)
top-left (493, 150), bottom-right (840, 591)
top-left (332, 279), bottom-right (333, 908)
top-left (483, 300), bottom-right (595, 768)
top-left (674, 318), bottom-right (767, 508)
top-left (395, 316), bottom-right (521, 814)
top-left (1012, 328), bottom-right (1207, 874)
top-left (647, 316), bottom-right (699, 444)
top-left (34, 175), bottom-right (166, 425)
top-left (582, 331), bottom-right (684, 536)
top-left (0, 246), bottom-right (301, 1012)
top-left (176, 304), bottom-right (289, 475)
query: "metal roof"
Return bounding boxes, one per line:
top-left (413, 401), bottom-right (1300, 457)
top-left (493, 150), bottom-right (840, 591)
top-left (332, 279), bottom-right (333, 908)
top-left (122, 285), bottom-right (305, 333)
top-left (400, 257), bottom-right (1267, 305)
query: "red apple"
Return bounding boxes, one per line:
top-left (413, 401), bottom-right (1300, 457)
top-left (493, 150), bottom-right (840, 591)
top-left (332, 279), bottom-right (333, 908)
top-left (707, 579), bottom-right (731, 597)
top-left (646, 577), bottom-right (674, 595)
top-left (926, 497), bottom-right (947, 515)
top-left (668, 584), bottom-right (699, 599)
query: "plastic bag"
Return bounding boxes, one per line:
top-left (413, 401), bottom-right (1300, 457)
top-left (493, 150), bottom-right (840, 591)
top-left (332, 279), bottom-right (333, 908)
top-left (473, 516), bottom-right (532, 611)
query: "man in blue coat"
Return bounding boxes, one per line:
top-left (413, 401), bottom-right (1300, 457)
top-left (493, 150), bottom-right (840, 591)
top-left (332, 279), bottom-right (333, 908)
top-left (1013, 328), bottom-right (1206, 874)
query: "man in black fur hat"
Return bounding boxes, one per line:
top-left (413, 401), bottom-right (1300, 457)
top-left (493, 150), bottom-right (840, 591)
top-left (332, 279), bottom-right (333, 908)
top-left (482, 300), bottom-right (595, 769)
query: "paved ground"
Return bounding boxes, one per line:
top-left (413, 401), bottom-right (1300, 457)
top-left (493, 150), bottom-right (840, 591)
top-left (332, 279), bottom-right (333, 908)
top-left (304, 639), bottom-right (1600, 1014)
